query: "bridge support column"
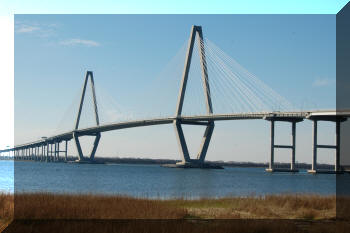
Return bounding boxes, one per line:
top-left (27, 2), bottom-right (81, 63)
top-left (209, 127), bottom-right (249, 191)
top-left (307, 116), bottom-right (346, 174)
top-left (42, 144), bottom-right (45, 161)
top-left (335, 120), bottom-right (340, 172)
top-left (197, 121), bottom-right (215, 162)
top-left (44, 144), bottom-right (46, 161)
top-left (48, 144), bottom-right (51, 161)
top-left (265, 116), bottom-right (302, 173)
top-left (57, 142), bottom-right (60, 161)
top-left (43, 144), bottom-right (45, 161)
top-left (291, 121), bottom-right (296, 170)
top-left (46, 143), bottom-right (51, 162)
top-left (267, 120), bottom-right (275, 171)
top-left (73, 133), bottom-right (84, 161)
top-left (173, 120), bottom-right (215, 164)
top-left (46, 143), bottom-right (49, 162)
top-left (169, 26), bottom-right (217, 168)
top-left (73, 132), bottom-right (101, 162)
top-left (40, 145), bottom-right (43, 161)
top-left (65, 140), bottom-right (68, 162)
top-left (50, 143), bottom-right (54, 161)
top-left (43, 144), bottom-right (46, 161)
top-left (173, 121), bottom-right (190, 163)
top-left (73, 71), bottom-right (101, 162)
top-left (172, 120), bottom-right (215, 168)
top-left (90, 134), bottom-right (101, 161)
top-left (54, 142), bottom-right (57, 162)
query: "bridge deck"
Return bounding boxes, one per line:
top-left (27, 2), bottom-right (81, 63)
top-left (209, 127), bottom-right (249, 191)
top-left (2, 110), bottom-right (349, 151)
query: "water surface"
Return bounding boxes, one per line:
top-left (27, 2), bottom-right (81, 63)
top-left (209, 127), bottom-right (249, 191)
top-left (0, 160), bottom-right (337, 198)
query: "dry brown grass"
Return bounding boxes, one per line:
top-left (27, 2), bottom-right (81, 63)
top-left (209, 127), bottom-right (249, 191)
top-left (0, 193), bottom-right (13, 220)
top-left (165, 194), bottom-right (336, 219)
top-left (337, 195), bottom-right (350, 220)
top-left (0, 193), bottom-right (345, 233)
top-left (0, 193), bottom-right (336, 220)
top-left (0, 193), bottom-right (13, 233)
top-left (10, 193), bottom-right (186, 219)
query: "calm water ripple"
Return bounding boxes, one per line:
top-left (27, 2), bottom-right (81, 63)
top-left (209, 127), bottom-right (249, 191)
top-left (0, 160), bottom-right (337, 198)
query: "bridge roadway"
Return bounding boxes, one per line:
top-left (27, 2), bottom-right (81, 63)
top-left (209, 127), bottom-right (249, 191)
top-left (3, 110), bottom-right (348, 151)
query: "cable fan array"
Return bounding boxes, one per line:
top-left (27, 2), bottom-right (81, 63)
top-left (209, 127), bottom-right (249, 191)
top-left (181, 37), bottom-right (295, 116)
top-left (54, 36), bottom-right (296, 135)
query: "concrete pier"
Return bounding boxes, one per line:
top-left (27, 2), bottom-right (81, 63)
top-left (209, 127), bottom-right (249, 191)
top-left (264, 116), bottom-right (303, 173)
top-left (172, 25), bottom-right (216, 168)
top-left (65, 140), bottom-right (68, 161)
top-left (73, 71), bottom-right (101, 162)
top-left (307, 115), bottom-right (347, 174)
top-left (162, 160), bottom-right (223, 169)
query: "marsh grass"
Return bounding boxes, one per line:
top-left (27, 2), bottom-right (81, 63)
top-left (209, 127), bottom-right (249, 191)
top-left (0, 193), bottom-right (345, 233)
top-left (9, 193), bottom-right (186, 219)
top-left (164, 194), bottom-right (336, 219)
top-left (0, 193), bottom-right (336, 220)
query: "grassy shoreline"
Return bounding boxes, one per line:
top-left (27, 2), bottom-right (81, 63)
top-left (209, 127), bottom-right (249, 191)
top-left (0, 192), bottom-right (336, 220)
top-left (1, 192), bottom-right (347, 233)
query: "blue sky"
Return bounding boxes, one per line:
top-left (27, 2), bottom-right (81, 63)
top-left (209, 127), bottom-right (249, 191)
top-left (2, 0), bottom-right (348, 14)
top-left (14, 14), bottom-right (339, 164)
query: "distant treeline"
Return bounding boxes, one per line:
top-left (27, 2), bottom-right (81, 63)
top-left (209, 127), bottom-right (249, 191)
top-left (1, 155), bottom-right (335, 170)
top-left (90, 156), bottom-right (335, 170)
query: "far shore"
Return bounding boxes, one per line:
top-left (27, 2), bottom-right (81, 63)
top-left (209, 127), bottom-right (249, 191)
top-left (0, 156), bottom-right (336, 170)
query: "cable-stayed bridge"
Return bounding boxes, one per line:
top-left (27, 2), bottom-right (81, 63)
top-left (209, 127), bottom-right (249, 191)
top-left (1, 25), bottom-right (349, 173)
